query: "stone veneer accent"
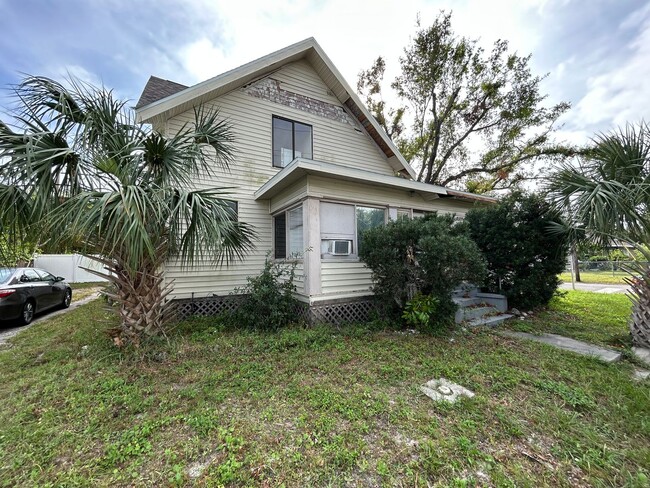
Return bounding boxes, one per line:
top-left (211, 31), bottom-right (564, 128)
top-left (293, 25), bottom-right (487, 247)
top-left (243, 78), bottom-right (356, 126)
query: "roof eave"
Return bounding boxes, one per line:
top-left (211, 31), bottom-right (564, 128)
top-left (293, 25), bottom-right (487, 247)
top-left (254, 158), bottom-right (447, 201)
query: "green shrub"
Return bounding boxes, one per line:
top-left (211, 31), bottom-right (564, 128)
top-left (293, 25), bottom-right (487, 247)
top-left (359, 213), bottom-right (487, 326)
top-left (465, 192), bottom-right (568, 309)
top-left (224, 256), bottom-right (301, 331)
top-left (402, 293), bottom-right (443, 332)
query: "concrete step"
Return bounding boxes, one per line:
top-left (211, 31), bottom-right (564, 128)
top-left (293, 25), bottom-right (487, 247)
top-left (467, 314), bottom-right (514, 328)
top-left (452, 297), bottom-right (482, 307)
top-left (459, 306), bottom-right (498, 322)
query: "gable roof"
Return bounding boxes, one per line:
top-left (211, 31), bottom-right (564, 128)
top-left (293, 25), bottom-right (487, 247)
top-left (135, 76), bottom-right (188, 109)
top-left (135, 38), bottom-right (417, 179)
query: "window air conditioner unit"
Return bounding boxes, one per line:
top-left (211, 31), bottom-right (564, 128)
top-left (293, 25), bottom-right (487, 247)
top-left (328, 239), bottom-right (352, 256)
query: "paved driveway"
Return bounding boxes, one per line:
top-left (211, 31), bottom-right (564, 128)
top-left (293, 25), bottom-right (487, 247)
top-left (0, 293), bottom-right (99, 348)
top-left (559, 282), bottom-right (630, 294)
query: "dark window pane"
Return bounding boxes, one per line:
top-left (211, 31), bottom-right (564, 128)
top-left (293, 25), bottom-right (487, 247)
top-left (274, 213), bottom-right (287, 259)
top-left (272, 117), bottom-right (293, 167)
top-left (224, 200), bottom-right (238, 221)
top-left (23, 269), bottom-right (41, 282)
top-left (294, 122), bottom-right (312, 160)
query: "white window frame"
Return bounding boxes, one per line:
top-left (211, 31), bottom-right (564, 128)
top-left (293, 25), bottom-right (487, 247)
top-left (273, 203), bottom-right (304, 261)
top-left (319, 200), bottom-right (387, 260)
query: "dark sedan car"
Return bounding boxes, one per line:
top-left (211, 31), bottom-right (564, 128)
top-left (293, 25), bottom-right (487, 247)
top-left (0, 268), bottom-right (72, 325)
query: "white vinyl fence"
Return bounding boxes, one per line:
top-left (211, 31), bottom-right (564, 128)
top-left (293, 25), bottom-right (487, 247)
top-left (34, 254), bottom-right (108, 283)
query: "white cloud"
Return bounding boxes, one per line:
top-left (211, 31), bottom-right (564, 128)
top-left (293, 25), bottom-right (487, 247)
top-left (173, 0), bottom-right (547, 88)
top-left (47, 64), bottom-right (103, 87)
top-left (179, 38), bottom-right (230, 82)
top-left (572, 6), bottom-right (650, 130)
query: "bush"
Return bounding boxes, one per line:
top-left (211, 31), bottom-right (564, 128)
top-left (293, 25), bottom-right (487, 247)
top-left (465, 192), bottom-right (568, 309)
top-left (359, 213), bottom-right (487, 328)
top-left (224, 257), bottom-right (301, 331)
top-left (402, 293), bottom-right (441, 332)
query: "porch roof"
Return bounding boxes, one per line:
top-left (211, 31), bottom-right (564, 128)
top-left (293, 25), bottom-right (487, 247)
top-left (254, 158), bottom-right (496, 204)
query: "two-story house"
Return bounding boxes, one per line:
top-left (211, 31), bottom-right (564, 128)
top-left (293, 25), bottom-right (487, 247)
top-left (135, 38), bottom-right (493, 323)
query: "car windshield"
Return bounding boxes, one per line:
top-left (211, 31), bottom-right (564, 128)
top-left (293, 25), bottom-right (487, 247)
top-left (0, 268), bottom-right (15, 285)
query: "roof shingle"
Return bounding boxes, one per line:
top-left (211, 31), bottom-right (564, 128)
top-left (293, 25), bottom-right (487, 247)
top-left (135, 76), bottom-right (187, 109)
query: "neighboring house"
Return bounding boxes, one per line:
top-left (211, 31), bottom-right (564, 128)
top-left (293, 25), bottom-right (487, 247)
top-left (135, 38), bottom-right (494, 322)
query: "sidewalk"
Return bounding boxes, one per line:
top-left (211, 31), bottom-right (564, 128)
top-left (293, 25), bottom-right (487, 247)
top-left (559, 282), bottom-right (629, 294)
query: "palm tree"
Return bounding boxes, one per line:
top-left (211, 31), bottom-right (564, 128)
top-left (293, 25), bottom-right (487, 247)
top-left (0, 76), bottom-right (255, 346)
top-left (547, 122), bottom-right (650, 347)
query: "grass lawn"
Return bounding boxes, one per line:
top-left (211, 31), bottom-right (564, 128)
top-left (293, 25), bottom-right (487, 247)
top-left (0, 294), bottom-right (648, 487)
top-left (559, 271), bottom-right (629, 285)
top-left (70, 282), bottom-right (107, 302)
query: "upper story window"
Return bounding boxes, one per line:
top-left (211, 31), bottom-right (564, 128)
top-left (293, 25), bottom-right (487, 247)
top-left (272, 116), bottom-right (313, 168)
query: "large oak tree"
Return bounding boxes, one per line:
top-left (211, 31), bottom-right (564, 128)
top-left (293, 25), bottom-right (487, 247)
top-left (358, 12), bottom-right (575, 192)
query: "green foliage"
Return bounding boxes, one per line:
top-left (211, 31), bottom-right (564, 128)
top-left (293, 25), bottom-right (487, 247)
top-left (402, 293), bottom-right (441, 332)
top-left (359, 213), bottom-right (487, 325)
top-left (533, 379), bottom-right (596, 411)
top-left (0, 233), bottom-right (39, 267)
top-left (547, 122), bottom-right (649, 258)
top-left (224, 256), bottom-right (301, 331)
top-left (465, 192), bottom-right (568, 309)
top-left (357, 11), bottom-right (574, 191)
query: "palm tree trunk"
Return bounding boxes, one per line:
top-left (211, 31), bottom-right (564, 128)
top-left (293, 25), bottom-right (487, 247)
top-left (84, 253), bottom-right (173, 347)
top-left (628, 264), bottom-right (650, 348)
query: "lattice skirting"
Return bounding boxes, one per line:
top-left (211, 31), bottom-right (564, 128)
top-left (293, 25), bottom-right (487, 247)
top-left (168, 295), bottom-right (379, 325)
top-left (169, 295), bottom-right (245, 320)
top-left (308, 297), bottom-right (379, 325)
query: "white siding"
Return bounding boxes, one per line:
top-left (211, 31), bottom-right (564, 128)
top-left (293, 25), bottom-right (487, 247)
top-left (277, 261), bottom-right (305, 294)
top-left (307, 176), bottom-right (477, 217)
top-left (273, 60), bottom-right (342, 106)
top-left (163, 60), bottom-right (396, 299)
top-left (321, 261), bottom-right (373, 295)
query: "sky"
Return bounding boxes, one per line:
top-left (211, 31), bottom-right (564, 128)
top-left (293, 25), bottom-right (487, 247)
top-left (0, 0), bottom-right (648, 147)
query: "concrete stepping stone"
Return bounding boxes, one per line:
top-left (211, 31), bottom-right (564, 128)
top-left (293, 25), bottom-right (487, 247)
top-left (633, 368), bottom-right (650, 381)
top-left (420, 378), bottom-right (475, 403)
top-left (632, 347), bottom-right (650, 367)
top-left (499, 331), bottom-right (622, 363)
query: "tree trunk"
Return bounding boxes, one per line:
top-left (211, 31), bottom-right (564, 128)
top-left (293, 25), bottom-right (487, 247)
top-left (628, 263), bottom-right (650, 348)
top-left (570, 247), bottom-right (581, 282)
top-left (83, 253), bottom-right (173, 347)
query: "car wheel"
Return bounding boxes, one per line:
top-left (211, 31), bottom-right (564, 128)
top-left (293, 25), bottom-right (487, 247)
top-left (20, 300), bottom-right (35, 325)
top-left (62, 288), bottom-right (72, 309)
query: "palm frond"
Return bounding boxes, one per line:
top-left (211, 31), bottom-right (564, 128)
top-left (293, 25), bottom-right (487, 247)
top-left (166, 188), bottom-right (255, 267)
top-left (546, 121), bottom-right (650, 249)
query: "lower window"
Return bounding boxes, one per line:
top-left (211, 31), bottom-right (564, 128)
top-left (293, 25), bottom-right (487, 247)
top-left (274, 205), bottom-right (303, 259)
top-left (320, 202), bottom-right (385, 257)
